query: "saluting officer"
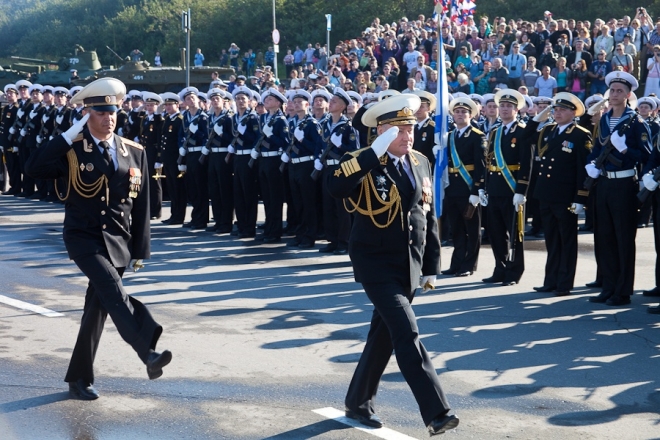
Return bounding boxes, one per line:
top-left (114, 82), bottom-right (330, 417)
top-left (281, 89), bottom-right (324, 248)
top-left (25, 78), bottom-right (171, 400)
top-left (317, 88), bottom-right (360, 255)
top-left (526, 93), bottom-right (592, 296)
top-left (139, 92), bottom-right (164, 219)
top-left (201, 88), bottom-right (235, 234)
top-left (126, 90), bottom-right (145, 141)
top-left (328, 94), bottom-right (459, 436)
top-left (482, 89), bottom-right (533, 286)
top-left (228, 85), bottom-right (261, 238)
top-left (442, 97), bottom-right (487, 277)
top-left (586, 72), bottom-right (652, 306)
top-left (1, 84), bottom-right (21, 195)
top-left (177, 87), bottom-right (209, 229)
top-left (411, 90), bottom-right (437, 167)
top-left (159, 92), bottom-right (187, 226)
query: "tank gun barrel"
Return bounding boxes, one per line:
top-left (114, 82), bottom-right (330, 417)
top-left (10, 56), bottom-right (59, 65)
top-left (106, 46), bottom-right (125, 63)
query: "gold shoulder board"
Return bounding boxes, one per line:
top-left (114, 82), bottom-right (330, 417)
top-left (72, 134), bottom-right (84, 142)
top-left (120, 137), bottom-right (144, 150)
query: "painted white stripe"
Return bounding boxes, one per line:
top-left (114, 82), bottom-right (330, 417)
top-left (313, 407), bottom-right (420, 440)
top-left (0, 295), bottom-right (64, 317)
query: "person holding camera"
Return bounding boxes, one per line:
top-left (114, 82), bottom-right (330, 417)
top-left (645, 45), bottom-right (660, 97)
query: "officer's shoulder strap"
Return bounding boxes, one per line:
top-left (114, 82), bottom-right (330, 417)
top-left (120, 137), bottom-right (144, 150)
top-left (572, 124), bottom-right (590, 135)
top-left (71, 134), bottom-right (84, 143)
top-left (471, 127), bottom-right (484, 136)
top-left (348, 147), bottom-right (371, 158)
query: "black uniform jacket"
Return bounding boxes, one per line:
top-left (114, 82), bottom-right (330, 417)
top-left (25, 131), bottom-right (150, 268)
top-left (446, 125), bottom-right (487, 198)
top-left (486, 120), bottom-right (533, 197)
top-left (328, 147), bottom-right (441, 290)
top-left (413, 117), bottom-right (437, 166)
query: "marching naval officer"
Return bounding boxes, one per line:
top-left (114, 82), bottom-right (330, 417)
top-left (25, 78), bottom-right (172, 400)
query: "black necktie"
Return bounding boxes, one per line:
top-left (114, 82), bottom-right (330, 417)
top-left (397, 160), bottom-right (414, 194)
top-left (99, 141), bottom-right (114, 177)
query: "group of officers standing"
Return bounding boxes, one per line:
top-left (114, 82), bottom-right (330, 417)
top-left (3, 70), bottom-right (660, 314)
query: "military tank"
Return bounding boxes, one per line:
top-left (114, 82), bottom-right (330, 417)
top-left (0, 65), bottom-right (29, 91)
top-left (76, 46), bottom-right (235, 93)
top-left (10, 45), bottom-right (103, 87)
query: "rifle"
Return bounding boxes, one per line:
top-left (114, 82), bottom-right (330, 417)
top-left (279, 141), bottom-right (297, 173)
top-left (247, 134), bottom-right (265, 168)
top-left (638, 167), bottom-right (660, 203)
top-left (311, 145), bottom-right (333, 181)
top-left (584, 119), bottom-right (631, 190)
top-left (507, 207), bottom-right (524, 263)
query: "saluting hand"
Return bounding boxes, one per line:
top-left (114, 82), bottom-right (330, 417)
top-left (371, 126), bottom-right (399, 157)
top-left (62, 113), bottom-right (90, 145)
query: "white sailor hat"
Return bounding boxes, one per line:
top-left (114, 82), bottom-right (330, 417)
top-left (28, 84), bottom-right (43, 94)
top-left (291, 89), bottom-right (312, 102)
top-left (482, 93), bottom-right (496, 104)
top-left (410, 90), bottom-right (436, 109)
top-left (70, 77), bottom-right (126, 111)
top-left (4, 84), bottom-right (18, 94)
top-left (532, 96), bottom-right (554, 105)
top-left (236, 75), bottom-right (247, 82)
top-left (637, 96), bottom-right (657, 111)
top-left (15, 80), bottom-right (32, 89)
top-left (232, 85), bottom-right (252, 99)
top-left (251, 89), bottom-right (262, 103)
top-left (308, 73), bottom-right (318, 81)
top-left (453, 92), bottom-right (469, 100)
top-left (362, 93), bottom-right (421, 128)
top-left (449, 97), bottom-right (478, 116)
top-left (161, 92), bottom-right (181, 104)
top-left (261, 87), bottom-right (287, 105)
top-left (605, 71), bottom-right (638, 92)
top-left (469, 94), bottom-right (483, 105)
top-left (311, 88), bottom-right (332, 102)
top-left (211, 79), bottom-right (227, 88)
top-left (584, 95), bottom-right (604, 108)
top-left (142, 91), bottom-right (163, 105)
top-left (208, 87), bottom-right (224, 99)
top-left (69, 86), bottom-right (83, 96)
top-left (128, 89), bottom-right (143, 100)
top-left (347, 91), bottom-right (363, 105)
top-left (197, 91), bottom-right (208, 102)
top-left (494, 89), bottom-right (524, 110)
top-left (378, 89), bottom-right (401, 101)
top-left (604, 89), bottom-right (637, 109)
top-left (41, 85), bottom-right (54, 95)
top-left (523, 95), bottom-right (534, 110)
top-left (333, 87), bottom-right (352, 106)
top-left (179, 86), bottom-right (199, 101)
top-left (552, 92), bottom-right (585, 117)
top-left (652, 96), bottom-right (660, 110)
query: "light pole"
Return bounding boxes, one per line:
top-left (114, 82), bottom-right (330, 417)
top-left (325, 14), bottom-right (331, 65)
top-left (272, 0), bottom-right (279, 80)
top-left (182, 9), bottom-right (191, 87)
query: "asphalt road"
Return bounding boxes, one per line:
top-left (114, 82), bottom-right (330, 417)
top-left (0, 196), bottom-right (659, 440)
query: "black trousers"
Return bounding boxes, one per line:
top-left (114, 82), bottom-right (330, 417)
top-left (163, 159), bottom-right (187, 223)
top-left (486, 196), bottom-right (525, 282)
top-left (445, 196), bottom-right (481, 273)
top-left (19, 145), bottom-right (34, 195)
top-left (65, 253), bottom-right (162, 385)
top-left (653, 193), bottom-right (660, 288)
top-left (148, 166), bottom-right (163, 219)
top-left (5, 150), bottom-right (21, 192)
top-left (594, 177), bottom-right (638, 298)
top-left (208, 152), bottom-right (234, 231)
top-left (283, 167), bottom-right (299, 233)
top-left (322, 166), bottom-right (351, 245)
top-left (539, 201), bottom-right (578, 291)
top-left (289, 161), bottom-right (318, 244)
top-left (185, 151), bottom-right (209, 226)
top-left (258, 156), bottom-right (285, 239)
top-left (345, 282), bottom-right (450, 426)
top-left (233, 154), bottom-right (258, 235)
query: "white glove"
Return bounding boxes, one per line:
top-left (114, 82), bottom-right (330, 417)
top-left (20, 128), bottom-right (27, 137)
top-left (250, 148), bottom-right (259, 159)
top-left (262, 123), bottom-right (274, 138)
top-left (585, 162), bottom-right (601, 179)
top-left (331, 132), bottom-right (343, 147)
top-left (49, 135), bottom-right (54, 141)
top-left (513, 193), bottom-right (526, 212)
top-left (478, 189), bottom-right (488, 206)
top-left (201, 146), bottom-right (210, 155)
top-left (0, 146), bottom-right (3, 153)
top-left (16, 109), bottom-right (24, 118)
top-left (154, 162), bottom-right (163, 169)
top-left (421, 275), bottom-right (436, 293)
top-left (36, 135), bottom-right (43, 144)
top-left (178, 164), bottom-right (187, 172)
top-left (179, 147), bottom-right (187, 156)
top-left (130, 259), bottom-right (144, 272)
top-left (643, 173), bottom-right (659, 191)
top-left (610, 131), bottom-right (627, 153)
top-left (237, 123), bottom-right (246, 135)
top-left (42, 114), bottom-right (48, 123)
top-left (12, 146), bottom-right (18, 153)
top-left (281, 152), bottom-right (290, 163)
top-left (9, 126), bottom-right (16, 135)
top-left (133, 136), bottom-right (139, 142)
top-left (62, 113), bottom-right (90, 144)
top-left (371, 126), bottom-right (399, 157)
top-left (188, 123), bottom-right (198, 134)
top-left (314, 158), bottom-right (324, 171)
top-left (118, 128), bottom-right (124, 136)
top-left (228, 145), bottom-right (236, 154)
top-left (294, 126), bottom-right (305, 141)
top-left (571, 203), bottom-right (585, 215)
top-left (533, 106), bottom-right (552, 122)
top-left (214, 124), bottom-right (223, 136)
top-left (587, 98), bottom-right (608, 116)
top-left (469, 195), bottom-right (480, 206)
top-left (432, 144), bottom-right (441, 156)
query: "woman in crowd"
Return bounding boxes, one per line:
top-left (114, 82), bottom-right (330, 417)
top-left (611, 44), bottom-right (634, 73)
top-left (519, 33), bottom-right (536, 58)
top-left (551, 57), bottom-right (569, 91)
top-left (645, 45), bottom-right (660, 97)
top-left (594, 25), bottom-right (614, 60)
top-left (567, 59), bottom-right (589, 101)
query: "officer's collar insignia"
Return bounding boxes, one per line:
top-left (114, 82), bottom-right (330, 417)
top-left (83, 139), bottom-right (93, 153)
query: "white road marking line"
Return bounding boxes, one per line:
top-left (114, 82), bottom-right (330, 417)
top-left (313, 407), bottom-right (420, 440)
top-left (0, 295), bottom-right (64, 317)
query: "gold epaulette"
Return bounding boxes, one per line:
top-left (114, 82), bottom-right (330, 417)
top-left (72, 134), bottom-right (84, 142)
top-left (348, 147), bottom-right (371, 158)
top-left (573, 124), bottom-right (590, 134)
top-left (120, 137), bottom-right (144, 150)
top-left (471, 127), bottom-right (484, 136)
top-left (517, 121), bottom-right (527, 129)
top-left (424, 119), bottom-right (436, 128)
top-left (409, 149), bottom-right (424, 166)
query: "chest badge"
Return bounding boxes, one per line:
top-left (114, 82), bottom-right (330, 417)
top-left (86, 163), bottom-right (94, 172)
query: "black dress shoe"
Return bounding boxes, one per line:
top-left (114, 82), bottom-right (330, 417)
top-left (533, 285), bottom-right (556, 292)
top-left (606, 295), bottom-right (631, 306)
top-left (182, 222), bottom-right (194, 228)
top-left (286, 240), bottom-right (302, 247)
top-left (578, 224), bottom-right (593, 232)
top-left (455, 271), bottom-right (473, 277)
top-left (230, 230), bottom-right (239, 236)
top-left (238, 232), bottom-right (256, 238)
top-left (554, 290), bottom-right (571, 297)
top-left (298, 242), bottom-right (315, 248)
top-left (441, 269), bottom-right (457, 276)
top-left (27, 193), bottom-right (42, 200)
top-left (168, 220), bottom-right (184, 225)
top-left (189, 224), bottom-right (207, 230)
top-left (482, 276), bottom-right (504, 283)
top-left (216, 227), bottom-right (232, 234)
top-left (643, 287), bottom-right (660, 297)
top-left (502, 280), bottom-right (518, 286)
top-left (205, 225), bottom-right (219, 232)
top-left (146, 350), bottom-right (172, 380)
top-left (14, 192), bottom-right (26, 197)
top-left (525, 228), bottom-right (541, 237)
top-left (333, 248), bottom-right (348, 255)
top-left (263, 237), bottom-right (281, 243)
top-left (427, 414), bottom-right (459, 436)
top-left (68, 379), bottom-right (99, 400)
top-left (345, 409), bottom-right (383, 428)
top-left (647, 305), bottom-right (660, 314)
top-left (585, 280), bottom-right (602, 288)
top-left (319, 243), bottom-right (338, 253)
top-left (589, 290), bottom-right (613, 303)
